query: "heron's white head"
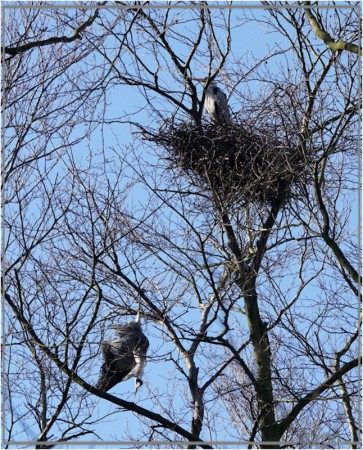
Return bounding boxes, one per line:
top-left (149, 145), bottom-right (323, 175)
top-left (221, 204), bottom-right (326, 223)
top-left (194, 76), bottom-right (221, 85)
top-left (135, 377), bottom-right (143, 394)
top-left (193, 77), bottom-right (215, 86)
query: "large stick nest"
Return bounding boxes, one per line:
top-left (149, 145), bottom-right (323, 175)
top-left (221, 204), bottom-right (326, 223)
top-left (146, 120), bottom-right (310, 206)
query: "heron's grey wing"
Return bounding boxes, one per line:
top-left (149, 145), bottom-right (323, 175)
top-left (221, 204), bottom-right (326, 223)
top-left (96, 341), bottom-right (135, 392)
top-left (216, 90), bottom-right (230, 122)
top-left (134, 329), bottom-right (149, 351)
top-left (100, 341), bottom-right (115, 360)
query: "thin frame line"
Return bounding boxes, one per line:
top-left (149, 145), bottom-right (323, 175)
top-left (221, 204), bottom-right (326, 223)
top-left (2, 439), bottom-right (361, 446)
top-left (1, 0), bottom-right (8, 446)
top-left (357, 0), bottom-right (362, 447)
top-left (1, 2), bottom-right (359, 10)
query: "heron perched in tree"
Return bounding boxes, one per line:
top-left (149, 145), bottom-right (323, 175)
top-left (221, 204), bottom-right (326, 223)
top-left (96, 312), bottom-right (149, 393)
top-left (194, 77), bottom-right (231, 124)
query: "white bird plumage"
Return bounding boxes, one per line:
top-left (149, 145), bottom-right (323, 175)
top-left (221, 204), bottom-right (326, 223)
top-left (96, 312), bottom-right (149, 393)
top-left (194, 78), bottom-right (231, 124)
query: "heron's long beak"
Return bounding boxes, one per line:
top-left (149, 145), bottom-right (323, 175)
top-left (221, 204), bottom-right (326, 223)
top-left (192, 77), bottom-right (208, 83)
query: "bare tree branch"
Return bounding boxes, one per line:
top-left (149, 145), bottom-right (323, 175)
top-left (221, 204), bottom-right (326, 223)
top-left (304, 1), bottom-right (362, 55)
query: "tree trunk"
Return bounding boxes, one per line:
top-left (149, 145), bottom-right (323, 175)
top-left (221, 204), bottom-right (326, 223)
top-left (244, 284), bottom-right (281, 448)
top-left (187, 366), bottom-right (204, 449)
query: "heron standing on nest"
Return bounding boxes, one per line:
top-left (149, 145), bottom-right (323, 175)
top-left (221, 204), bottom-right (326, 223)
top-left (96, 311), bottom-right (149, 394)
top-left (194, 77), bottom-right (231, 124)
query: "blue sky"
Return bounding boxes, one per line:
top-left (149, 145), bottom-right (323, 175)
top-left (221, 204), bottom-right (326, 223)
top-left (3, 1), bottom-right (360, 448)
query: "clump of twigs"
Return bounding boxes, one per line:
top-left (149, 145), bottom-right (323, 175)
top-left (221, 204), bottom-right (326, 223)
top-left (145, 120), bottom-right (309, 206)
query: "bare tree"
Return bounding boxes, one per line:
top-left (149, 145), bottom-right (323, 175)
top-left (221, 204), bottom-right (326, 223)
top-left (3, 2), bottom-right (360, 449)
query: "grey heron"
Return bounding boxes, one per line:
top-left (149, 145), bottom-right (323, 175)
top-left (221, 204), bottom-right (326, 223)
top-left (96, 312), bottom-right (149, 393)
top-left (194, 77), bottom-right (231, 124)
